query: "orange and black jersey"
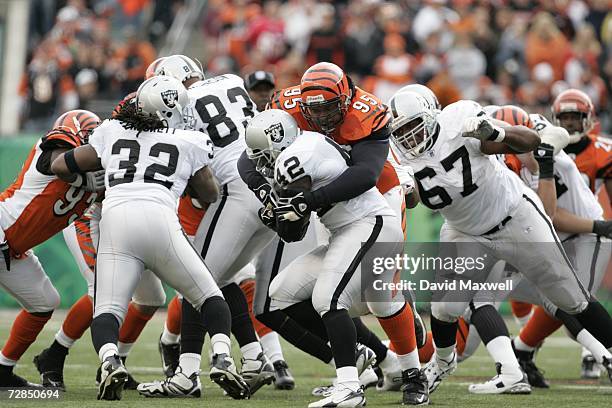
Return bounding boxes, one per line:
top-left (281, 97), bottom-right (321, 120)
top-left (564, 134), bottom-right (612, 192)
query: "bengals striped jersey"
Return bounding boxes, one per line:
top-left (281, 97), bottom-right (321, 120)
top-left (178, 194), bottom-right (205, 237)
top-left (0, 134), bottom-right (97, 255)
top-left (269, 85), bottom-right (399, 194)
top-left (564, 134), bottom-right (612, 193)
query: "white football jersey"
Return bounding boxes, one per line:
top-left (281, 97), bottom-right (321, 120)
top-left (274, 131), bottom-right (394, 230)
top-left (400, 100), bottom-right (526, 235)
top-left (90, 119), bottom-right (213, 211)
top-left (529, 114), bottom-right (603, 239)
top-left (185, 74), bottom-right (257, 186)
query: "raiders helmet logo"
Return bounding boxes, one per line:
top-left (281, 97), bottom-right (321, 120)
top-left (264, 123), bottom-right (284, 142)
top-left (161, 89), bottom-right (179, 108)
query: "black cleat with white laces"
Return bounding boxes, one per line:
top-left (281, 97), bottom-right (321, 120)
top-left (158, 334), bottom-right (180, 377)
top-left (401, 368), bottom-right (429, 406)
top-left (209, 353), bottom-right (250, 399)
top-left (33, 348), bottom-right (66, 391)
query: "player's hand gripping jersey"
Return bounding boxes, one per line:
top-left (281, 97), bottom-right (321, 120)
top-left (88, 119), bottom-right (214, 211)
top-left (274, 131), bottom-right (394, 231)
top-left (0, 126), bottom-right (98, 255)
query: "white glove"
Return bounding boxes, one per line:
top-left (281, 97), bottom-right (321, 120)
top-left (461, 116), bottom-right (505, 142)
top-left (70, 170), bottom-right (106, 192)
top-left (539, 125), bottom-right (570, 156)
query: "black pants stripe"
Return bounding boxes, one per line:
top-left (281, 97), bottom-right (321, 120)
top-left (588, 236), bottom-right (601, 292)
top-left (522, 194), bottom-right (590, 300)
top-left (201, 184), bottom-right (229, 259)
top-left (263, 239), bottom-right (285, 314)
top-left (330, 216), bottom-right (383, 311)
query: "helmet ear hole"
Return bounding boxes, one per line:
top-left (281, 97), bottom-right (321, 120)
top-left (166, 112), bottom-right (172, 118)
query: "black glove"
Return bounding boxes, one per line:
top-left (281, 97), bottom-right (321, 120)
top-left (258, 206), bottom-right (277, 231)
top-left (253, 183), bottom-right (274, 207)
top-left (273, 189), bottom-right (313, 222)
top-left (592, 220), bottom-right (612, 239)
top-left (1, 241), bottom-right (10, 271)
top-left (534, 143), bottom-right (554, 179)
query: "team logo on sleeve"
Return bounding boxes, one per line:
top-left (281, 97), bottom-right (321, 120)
top-left (264, 123), bottom-right (284, 142)
top-left (161, 90), bottom-right (179, 108)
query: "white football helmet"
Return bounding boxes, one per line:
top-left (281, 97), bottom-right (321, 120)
top-left (245, 109), bottom-right (300, 177)
top-left (396, 84), bottom-right (441, 111)
top-left (136, 76), bottom-right (189, 128)
top-left (154, 54), bottom-right (205, 84)
top-left (389, 91), bottom-right (438, 158)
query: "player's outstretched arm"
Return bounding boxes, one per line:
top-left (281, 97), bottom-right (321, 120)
top-left (188, 166), bottom-right (219, 206)
top-left (51, 145), bottom-right (103, 189)
top-left (464, 116), bottom-right (540, 155)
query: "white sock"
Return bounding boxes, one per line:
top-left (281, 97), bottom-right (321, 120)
top-left (514, 310), bottom-right (533, 328)
top-left (98, 343), bottom-right (119, 362)
top-left (210, 333), bottom-right (231, 356)
top-left (55, 328), bottom-right (76, 349)
top-left (513, 335), bottom-right (536, 352)
top-left (117, 341), bottom-right (134, 358)
top-left (336, 366), bottom-right (359, 391)
top-left (434, 344), bottom-right (455, 361)
top-left (179, 353), bottom-right (201, 377)
top-left (485, 336), bottom-right (520, 371)
top-left (0, 351), bottom-right (17, 366)
top-left (240, 341), bottom-right (263, 361)
top-left (379, 349), bottom-right (399, 373)
top-left (260, 332), bottom-right (284, 363)
top-left (160, 324), bottom-right (180, 345)
top-left (397, 349), bottom-right (420, 370)
top-left (576, 330), bottom-right (612, 364)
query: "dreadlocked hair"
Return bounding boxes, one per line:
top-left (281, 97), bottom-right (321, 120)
top-left (113, 100), bottom-right (167, 132)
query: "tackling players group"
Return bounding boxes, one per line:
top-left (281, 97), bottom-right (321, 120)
top-left (0, 53), bottom-right (611, 407)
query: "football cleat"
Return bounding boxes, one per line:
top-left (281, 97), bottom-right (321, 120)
top-left (97, 355), bottom-right (128, 400)
top-left (308, 384), bottom-right (366, 408)
top-left (272, 360), bottom-right (295, 390)
top-left (581, 355), bottom-right (601, 379)
top-left (136, 367), bottom-right (201, 398)
top-left (359, 366), bottom-right (379, 389)
top-left (513, 343), bottom-right (549, 388)
top-left (602, 356), bottom-right (612, 383)
top-left (158, 334), bottom-right (180, 377)
top-left (355, 343), bottom-right (376, 376)
top-left (312, 384), bottom-right (336, 397)
top-left (376, 350), bottom-right (403, 392)
top-left (240, 352), bottom-right (275, 395)
top-left (209, 353), bottom-right (250, 399)
top-left (0, 369), bottom-right (43, 388)
top-left (401, 368), bottom-right (429, 406)
top-left (33, 348), bottom-right (66, 391)
top-left (413, 306), bottom-right (427, 349)
top-left (468, 363), bottom-right (531, 394)
top-left (423, 352), bottom-right (456, 393)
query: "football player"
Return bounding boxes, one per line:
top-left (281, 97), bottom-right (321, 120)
top-left (389, 91), bottom-right (612, 395)
top-left (553, 89), bottom-right (612, 200)
top-left (0, 110), bottom-right (103, 387)
top-left (136, 55), bottom-right (276, 396)
top-left (51, 76), bottom-right (249, 401)
top-left (246, 109), bottom-right (429, 407)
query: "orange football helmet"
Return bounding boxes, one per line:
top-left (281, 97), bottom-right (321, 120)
top-left (552, 89), bottom-right (594, 142)
top-left (50, 109), bottom-right (101, 145)
top-left (299, 62), bottom-right (352, 134)
top-left (490, 105), bottom-right (534, 129)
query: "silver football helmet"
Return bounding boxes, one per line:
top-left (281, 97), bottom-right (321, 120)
top-left (154, 54), bottom-right (205, 84)
top-left (389, 91), bottom-right (438, 158)
top-left (136, 76), bottom-right (190, 128)
top-left (245, 109), bottom-right (300, 177)
top-left (395, 84), bottom-right (441, 111)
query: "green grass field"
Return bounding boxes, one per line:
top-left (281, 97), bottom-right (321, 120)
top-left (1, 310), bottom-right (610, 407)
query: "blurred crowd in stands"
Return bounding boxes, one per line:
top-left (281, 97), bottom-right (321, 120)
top-left (18, 0), bottom-right (612, 135)
top-left (19, 0), bottom-right (183, 131)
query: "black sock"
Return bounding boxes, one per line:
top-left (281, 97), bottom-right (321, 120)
top-left (91, 313), bottom-right (120, 354)
top-left (322, 309), bottom-right (357, 368)
top-left (353, 317), bottom-right (388, 364)
top-left (221, 283), bottom-right (258, 347)
top-left (283, 300), bottom-right (329, 340)
top-left (555, 309), bottom-right (582, 338)
top-left (470, 305), bottom-right (509, 345)
top-left (257, 309), bottom-right (333, 363)
top-left (430, 315), bottom-right (458, 348)
top-left (49, 339), bottom-right (69, 357)
top-left (181, 300), bottom-right (206, 355)
top-left (201, 296), bottom-right (231, 339)
top-left (574, 301), bottom-right (612, 349)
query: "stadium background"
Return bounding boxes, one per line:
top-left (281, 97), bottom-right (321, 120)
top-left (0, 0), bottom-right (610, 310)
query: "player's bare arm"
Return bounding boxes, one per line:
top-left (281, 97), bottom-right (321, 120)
top-left (187, 166), bottom-right (219, 206)
top-left (51, 145), bottom-right (103, 188)
top-left (476, 118), bottom-right (541, 154)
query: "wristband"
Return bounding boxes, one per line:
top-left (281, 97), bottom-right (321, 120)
top-left (487, 126), bottom-right (506, 143)
top-left (64, 149), bottom-right (83, 174)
